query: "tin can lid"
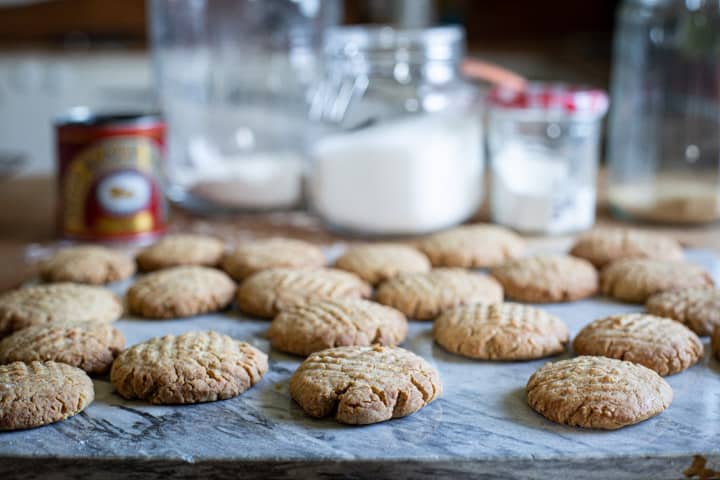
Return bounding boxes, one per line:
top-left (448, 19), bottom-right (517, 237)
top-left (55, 106), bottom-right (162, 127)
top-left (487, 83), bottom-right (609, 118)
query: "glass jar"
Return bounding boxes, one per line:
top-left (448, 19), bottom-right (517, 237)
top-left (607, 0), bottom-right (720, 224)
top-left (148, 0), bottom-right (340, 212)
top-left (487, 84), bottom-right (609, 235)
top-left (307, 25), bottom-right (482, 236)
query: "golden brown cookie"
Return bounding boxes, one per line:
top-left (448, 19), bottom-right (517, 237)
top-left (0, 283), bottom-right (122, 337)
top-left (237, 268), bottom-right (371, 318)
top-left (417, 224), bottom-right (525, 268)
top-left (490, 255), bottom-right (598, 303)
top-left (572, 313), bottom-right (703, 376)
top-left (433, 303), bottom-right (568, 360)
top-left (599, 259), bottom-right (713, 303)
top-left (526, 356), bottom-right (672, 430)
top-left (136, 234), bottom-right (225, 271)
top-left (0, 321), bottom-right (125, 375)
top-left (646, 287), bottom-right (720, 336)
top-left (221, 238), bottom-right (326, 281)
top-left (40, 246), bottom-right (135, 285)
top-left (268, 299), bottom-right (408, 356)
top-left (712, 326), bottom-right (720, 361)
top-left (289, 345), bottom-right (441, 425)
top-left (569, 228), bottom-right (683, 268)
top-left (127, 266), bottom-right (236, 319)
top-left (0, 361), bottom-right (94, 431)
top-left (334, 243), bottom-right (431, 285)
top-left (375, 268), bottom-right (503, 320)
top-left (110, 331), bottom-right (268, 404)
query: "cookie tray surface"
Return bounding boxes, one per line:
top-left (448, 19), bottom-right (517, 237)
top-left (1, 249), bottom-right (720, 480)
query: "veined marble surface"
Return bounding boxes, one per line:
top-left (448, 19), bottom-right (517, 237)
top-left (1, 250), bottom-right (720, 479)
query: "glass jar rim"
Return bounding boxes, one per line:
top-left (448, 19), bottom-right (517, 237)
top-left (487, 82), bottom-right (609, 120)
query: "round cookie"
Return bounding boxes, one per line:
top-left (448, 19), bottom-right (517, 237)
top-left (0, 283), bottom-right (122, 337)
top-left (0, 361), bottom-right (94, 431)
top-left (599, 259), bottom-right (713, 303)
top-left (237, 268), bottom-right (371, 318)
top-left (433, 303), bottom-right (568, 360)
top-left (334, 243), bottom-right (431, 285)
top-left (418, 224), bottom-right (525, 268)
top-left (127, 266), bottom-right (236, 319)
top-left (570, 228), bottom-right (683, 268)
top-left (40, 246), bottom-right (135, 285)
top-left (646, 287), bottom-right (720, 336)
top-left (136, 234), bottom-right (225, 271)
top-left (0, 321), bottom-right (125, 375)
top-left (526, 356), bottom-right (672, 430)
top-left (375, 268), bottom-right (503, 320)
top-left (289, 345), bottom-right (442, 425)
top-left (572, 313), bottom-right (703, 376)
top-left (490, 255), bottom-right (598, 303)
top-left (268, 299), bottom-right (408, 356)
top-left (110, 330), bottom-right (268, 404)
top-left (221, 238), bottom-right (325, 281)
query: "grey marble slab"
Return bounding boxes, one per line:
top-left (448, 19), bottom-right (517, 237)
top-left (2, 249), bottom-right (720, 479)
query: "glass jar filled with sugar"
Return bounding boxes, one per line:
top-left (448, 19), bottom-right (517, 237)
top-left (308, 25), bottom-right (483, 236)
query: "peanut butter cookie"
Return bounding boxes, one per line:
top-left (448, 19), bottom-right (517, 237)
top-left (290, 345), bottom-right (442, 425)
top-left (526, 356), bottom-right (672, 430)
top-left (418, 224), bottom-right (525, 268)
top-left (491, 255), bottom-right (598, 303)
top-left (572, 313), bottom-right (703, 376)
top-left (570, 228), bottom-right (683, 268)
top-left (221, 238), bottom-right (325, 281)
top-left (127, 266), bottom-right (236, 319)
top-left (375, 268), bottom-right (503, 320)
top-left (40, 246), bottom-right (135, 285)
top-left (646, 287), bottom-right (720, 336)
top-left (433, 303), bottom-right (568, 360)
top-left (0, 361), bottom-right (94, 430)
top-left (136, 234), bottom-right (225, 271)
top-left (268, 299), bottom-right (408, 356)
top-left (334, 243), bottom-right (431, 285)
top-left (110, 330), bottom-right (268, 404)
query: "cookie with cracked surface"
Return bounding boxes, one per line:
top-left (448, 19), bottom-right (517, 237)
top-left (0, 283), bottom-right (122, 337)
top-left (127, 266), bottom-right (236, 319)
top-left (599, 259), bottom-right (713, 303)
top-left (646, 287), bottom-right (720, 336)
top-left (268, 299), bottom-right (408, 356)
top-left (40, 246), bottom-right (135, 285)
top-left (569, 228), bottom-right (683, 268)
top-left (237, 268), bottom-right (371, 318)
top-left (375, 268), bottom-right (503, 320)
top-left (289, 345), bottom-right (442, 425)
top-left (491, 255), bottom-right (598, 303)
top-left (136, 234), bottom-right (225, 271)
top-left (433, 303), bottom-right (568, 360)
top-left (0, 361), bottom-right (94, 430)
top-left (334, 243), bottom-right (431, 285)
top-left (110, 330), bottom-right (268, 404)
top-left (572, 313), bottom-right (703, 376)
top-left (417, 224), bottom-right (525, 268)
top-left (0, 321), bottom-right (125, 375)
top-left (526, 356), bottom-right (672, 430)
top-left (221, 238), bottom-right (325, 281)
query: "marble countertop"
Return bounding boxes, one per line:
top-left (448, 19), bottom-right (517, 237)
top-left (2, 250), bottom-right (720, 480)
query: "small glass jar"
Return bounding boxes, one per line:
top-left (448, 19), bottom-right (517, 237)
top-left (307, 25), bottom-right (483, 236)
top-left (606, 0), bottom-right (720, 224)
top-left (149, 0), bottom-right (340, 213)
top-left (487, 84), bottom-right (609, 235)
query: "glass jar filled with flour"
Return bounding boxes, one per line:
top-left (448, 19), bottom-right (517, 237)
top-left (308, 25), bottom-right (483, 236)
top-left (487, 84), bottom-right (609, 234)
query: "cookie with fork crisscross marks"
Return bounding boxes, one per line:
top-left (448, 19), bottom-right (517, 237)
top-left (221, 238), bottom-right (326, 281)
top-left (526, 356), bottom-right (672, 430)
top-left (433, 303), bottom-right (568, 360)
top-left (418, 224), bottom-right (525, 268)
top-left (110, 330), bottom-right (268, 404)
top-left (646, 287), bottom-right (720, 336)
top-left (569, 228), bottom-right (683, 268)
top-left (40, 245), bottom-right (135, 285)
top-left (289, 345), bottom-right (442, 425)
top-left (136, 233), bottom-right (225, 271)
top-left (334, 243), bottom-right (430, 285)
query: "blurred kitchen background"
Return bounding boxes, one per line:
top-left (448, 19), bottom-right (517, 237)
top-left (0, 0), bottom-right (615, 176)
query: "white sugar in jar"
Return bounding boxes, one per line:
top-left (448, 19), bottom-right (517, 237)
top-left (308, 26), bottom-right (483, 235)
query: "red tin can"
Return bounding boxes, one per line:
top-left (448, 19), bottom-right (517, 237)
top-left (56, 109), bottom-right (167, 242)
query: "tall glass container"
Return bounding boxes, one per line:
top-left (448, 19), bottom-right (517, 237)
top-left (607, 0), bottom-right (720, 224)
top-left (148, 0), bottom-right (340, 212)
